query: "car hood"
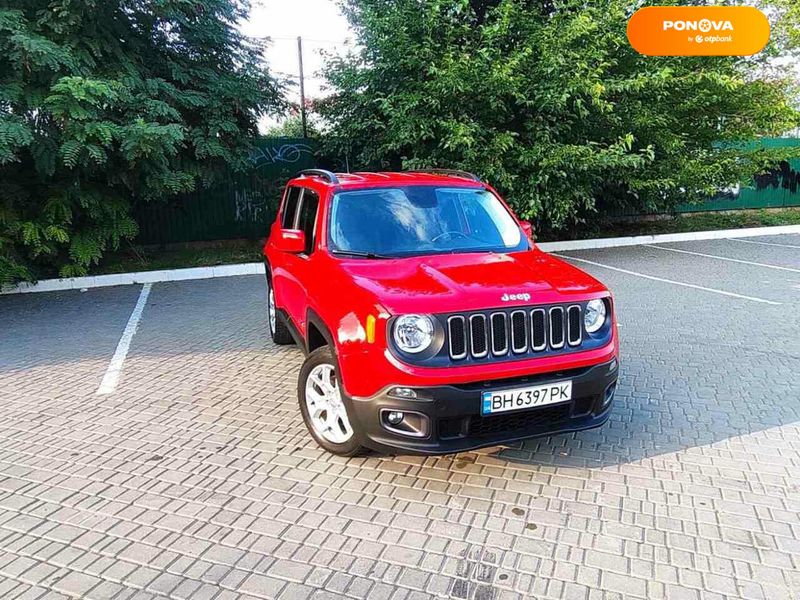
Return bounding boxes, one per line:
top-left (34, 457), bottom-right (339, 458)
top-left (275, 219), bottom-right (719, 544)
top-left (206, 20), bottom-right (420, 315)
top-left (337, 249), bottom-right (608, 315)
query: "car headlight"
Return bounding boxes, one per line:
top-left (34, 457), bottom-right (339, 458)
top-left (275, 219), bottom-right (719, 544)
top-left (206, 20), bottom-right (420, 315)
top-left (584, 299), bottom-right (607, 333)
top-left (393, 315), bottom-right (435, 354)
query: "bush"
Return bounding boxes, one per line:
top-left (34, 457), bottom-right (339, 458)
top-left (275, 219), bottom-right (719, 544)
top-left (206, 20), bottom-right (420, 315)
top-left (0, 0), bottom-right (283, 284)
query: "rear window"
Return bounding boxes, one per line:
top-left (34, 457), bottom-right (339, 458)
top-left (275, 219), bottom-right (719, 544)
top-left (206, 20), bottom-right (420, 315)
top-left (281, 187), bottom-right (302, 228)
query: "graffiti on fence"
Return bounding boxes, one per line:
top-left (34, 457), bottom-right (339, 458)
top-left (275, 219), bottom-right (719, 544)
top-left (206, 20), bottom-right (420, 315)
top-left (755, 160), bottom-right (800, 195)
top-left (234, 189), bottom-right (269, 223)
top-left (249, 142), bottom-right (315, 168)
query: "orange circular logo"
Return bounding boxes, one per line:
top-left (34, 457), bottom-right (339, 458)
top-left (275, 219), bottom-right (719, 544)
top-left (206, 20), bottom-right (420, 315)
top-left (627, 6), bottom-right (770, 56)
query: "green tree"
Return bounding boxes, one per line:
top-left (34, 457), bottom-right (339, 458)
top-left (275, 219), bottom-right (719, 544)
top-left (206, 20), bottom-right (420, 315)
top-left (0, 0), bottom-right (282, 284)
top-left (319, 0), bottom-right (800, 233)
top-left (264, 113), bottom-right (318, 138)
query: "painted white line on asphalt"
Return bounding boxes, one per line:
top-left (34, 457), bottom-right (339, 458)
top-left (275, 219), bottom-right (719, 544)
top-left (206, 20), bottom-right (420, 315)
top-left (554, 254), bottom-right (782, 305)
top-left (643, 244), bottom-right (800, 273)
top-left (96, 283), bottom-right (152, 396)
top-left (727, 237), bottom-right (800, 250)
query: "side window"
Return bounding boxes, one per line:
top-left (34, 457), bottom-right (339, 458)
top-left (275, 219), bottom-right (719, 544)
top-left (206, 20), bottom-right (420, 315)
top-left (297, 189), bottom-right (320, 254)
top-left (281, 187), bottom-right (302, 229)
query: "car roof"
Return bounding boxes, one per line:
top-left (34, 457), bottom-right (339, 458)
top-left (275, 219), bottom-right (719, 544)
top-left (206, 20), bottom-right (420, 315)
top-left (290, 171), bottom-right (486, 190)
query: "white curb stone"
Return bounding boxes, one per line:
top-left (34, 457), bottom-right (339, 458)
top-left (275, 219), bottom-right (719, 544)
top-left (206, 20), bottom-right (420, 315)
top-left (2, 224), bottom-right (799, 295)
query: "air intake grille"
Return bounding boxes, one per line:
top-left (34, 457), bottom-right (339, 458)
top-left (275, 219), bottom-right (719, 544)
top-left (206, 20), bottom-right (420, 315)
top-left (445, 303), bottom-right (586, 362)
top-left (510, 311), bottom-right (527, 353)
top-left (490, 313), bottom-right (508, 355)
top-left (550, 307), bottom-right (565, 349)
top-left (531, 309), bottom-right (546, 351)
top-left (470, 315), bottom-right (488, 357)
top-left (447, 316), bottom-right (467, 359)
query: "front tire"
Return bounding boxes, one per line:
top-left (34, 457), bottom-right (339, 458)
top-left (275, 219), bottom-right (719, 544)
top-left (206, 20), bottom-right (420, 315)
top-left (266, 275), bottom-right (293, 346)
top-left (298, 347), bottom-right (364, 456)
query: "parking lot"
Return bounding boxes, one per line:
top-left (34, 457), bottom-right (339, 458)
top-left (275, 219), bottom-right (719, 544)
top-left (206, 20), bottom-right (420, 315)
top-left (1, 234), bottom-right (799, 600)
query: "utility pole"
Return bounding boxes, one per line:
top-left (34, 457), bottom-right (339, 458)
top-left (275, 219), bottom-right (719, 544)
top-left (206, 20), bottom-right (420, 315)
top-left (297, 36), bottom-right (308, 139)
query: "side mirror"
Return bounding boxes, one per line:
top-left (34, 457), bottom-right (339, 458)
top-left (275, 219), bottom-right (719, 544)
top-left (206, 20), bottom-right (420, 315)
top-left (274, 229), bottom-right (306, 253)
top-left (520, 221), bottom-right (534, 240)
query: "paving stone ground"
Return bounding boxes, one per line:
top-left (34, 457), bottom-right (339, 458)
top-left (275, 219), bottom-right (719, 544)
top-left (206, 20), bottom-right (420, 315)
top-left (0, 236), bottom-right (798, 600)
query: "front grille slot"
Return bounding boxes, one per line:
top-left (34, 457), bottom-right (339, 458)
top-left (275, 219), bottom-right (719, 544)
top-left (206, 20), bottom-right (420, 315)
top-left (469, 315), bottom-right (488, 358)
top-left (567, 305), bottom-right (582, 346)
top-left (531, 309), bottom-right (546, 351)
top-left (443, 302), bottom-right (592, 362)
top-left (549, 307), bottom-right (565, 349)
top-left (448, 316), bottom-right (467, 360)
top-left (510, 311), bottom-right (527, 353)
top-left (490, 313), bottom-right (508, 356)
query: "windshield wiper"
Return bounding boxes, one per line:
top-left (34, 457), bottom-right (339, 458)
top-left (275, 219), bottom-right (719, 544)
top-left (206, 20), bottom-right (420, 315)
top-left (331, 250), bottom-right (393, 260)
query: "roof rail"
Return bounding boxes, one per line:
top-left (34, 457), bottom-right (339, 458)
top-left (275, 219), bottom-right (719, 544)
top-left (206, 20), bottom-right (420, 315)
top-left (406, 169), bottom-right (481, 182)
top-left (297, 169), bottom-right (340, 185)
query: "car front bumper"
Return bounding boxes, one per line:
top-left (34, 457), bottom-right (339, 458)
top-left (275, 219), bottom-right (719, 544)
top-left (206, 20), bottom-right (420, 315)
top-left (345, 358), bottom-right (619, 455)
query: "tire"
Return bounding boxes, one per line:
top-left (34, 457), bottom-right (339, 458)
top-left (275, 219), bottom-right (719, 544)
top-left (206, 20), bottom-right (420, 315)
top-left (266, 274), bottom-right (294, 346)
top-left (298, 347), bottom-right (364, 456)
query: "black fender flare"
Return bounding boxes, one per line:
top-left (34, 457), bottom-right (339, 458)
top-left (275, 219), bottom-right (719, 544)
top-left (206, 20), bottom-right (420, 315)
top-left (306, 309), bottom-right (336, 354)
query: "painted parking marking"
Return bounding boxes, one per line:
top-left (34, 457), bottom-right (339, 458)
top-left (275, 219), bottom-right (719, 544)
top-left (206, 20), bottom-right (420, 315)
top-left (96, 283), bottom-right (152, 396)
top-left (554, 254), bottom-right (782, 305)
top-left (727, 237), bottom-right (800, 250)
top-left (643, 244), bottom-right (800, 273)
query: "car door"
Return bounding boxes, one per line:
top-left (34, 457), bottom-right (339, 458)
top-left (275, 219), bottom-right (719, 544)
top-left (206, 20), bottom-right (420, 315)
top-left (279, 186), bottom-right (320, 335)
top-left (271, 185), bottom-right (302, 325)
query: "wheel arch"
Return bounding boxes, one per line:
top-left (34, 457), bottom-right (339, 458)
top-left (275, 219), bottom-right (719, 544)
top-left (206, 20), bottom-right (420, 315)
top-left (306, 309), bottom-right (335, 354)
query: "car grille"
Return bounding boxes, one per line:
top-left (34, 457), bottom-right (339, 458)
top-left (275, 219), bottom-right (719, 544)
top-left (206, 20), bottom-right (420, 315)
top-left (468, 403), bottom-right (571, 437)
top-left (446, 304), bottom-right (584, 362)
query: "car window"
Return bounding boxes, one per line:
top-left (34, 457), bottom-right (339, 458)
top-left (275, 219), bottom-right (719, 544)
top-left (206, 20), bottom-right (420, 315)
top-left (329, 186), bottom-right (526, 257)
top-left (281, 187), bottom-right (302, 229)
top-left (297, 189), bottom-right (319, 254)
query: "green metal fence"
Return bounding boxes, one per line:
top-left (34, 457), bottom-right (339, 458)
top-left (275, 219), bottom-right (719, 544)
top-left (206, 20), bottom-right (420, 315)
top-left (133, 138), bottom-right (317, 245)
top-left (133, 137), bottom-right (799, 244)
top-left (615, 137), bottom-right (800, 216)
top-left (673, 137), bottom-right (800, 214)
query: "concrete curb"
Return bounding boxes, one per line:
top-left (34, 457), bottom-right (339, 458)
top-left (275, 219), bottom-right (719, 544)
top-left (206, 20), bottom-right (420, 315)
top-left (2, 224), bottom-right (799, 295)
top-left (535, 224), bottom-right (800, 252)
top-left (1, 263), bottom-right (265, 295)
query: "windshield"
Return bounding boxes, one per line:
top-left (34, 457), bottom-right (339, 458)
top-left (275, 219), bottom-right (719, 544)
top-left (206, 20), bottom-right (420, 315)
top-left (328, 186), bottom-right (527, 258)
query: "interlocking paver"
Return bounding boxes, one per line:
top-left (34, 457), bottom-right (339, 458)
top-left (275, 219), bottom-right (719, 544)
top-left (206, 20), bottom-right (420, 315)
top-left (1, 238), bottom-right (800, 599)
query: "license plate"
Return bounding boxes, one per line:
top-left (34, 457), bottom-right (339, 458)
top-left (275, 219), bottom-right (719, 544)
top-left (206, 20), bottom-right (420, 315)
top-left (481, 381), bottom-right (572, 415)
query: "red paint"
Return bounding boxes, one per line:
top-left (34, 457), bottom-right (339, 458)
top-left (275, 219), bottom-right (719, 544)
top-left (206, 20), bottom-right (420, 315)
top-left (265, 172), bottom-right (618, 398)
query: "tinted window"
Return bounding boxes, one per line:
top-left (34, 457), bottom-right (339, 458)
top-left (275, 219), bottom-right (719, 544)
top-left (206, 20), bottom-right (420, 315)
top-left (328, 186), bottom-right (526, 258)
top-left (281, 187), bottom-right (302, 228)
top-left (297, 189), bottom-right (319, 254)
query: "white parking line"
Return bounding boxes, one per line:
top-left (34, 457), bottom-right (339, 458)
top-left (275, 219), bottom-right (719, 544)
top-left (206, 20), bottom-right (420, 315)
top-left (643, 244), bottom-right (800, 273)
top-left (727, 237), bottom-right (800, 250)
top-left (554, 255), bottom-right (782, 305)
top-left (96, 284), bottom-right (152, 396)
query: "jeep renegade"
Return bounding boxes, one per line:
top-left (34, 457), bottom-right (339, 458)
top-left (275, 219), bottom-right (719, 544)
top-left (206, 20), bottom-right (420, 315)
top-left (264, 169), bottom-right (619, 456)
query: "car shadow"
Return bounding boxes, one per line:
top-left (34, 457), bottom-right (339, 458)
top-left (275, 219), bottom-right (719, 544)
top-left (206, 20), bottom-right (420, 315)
top-left (484, 318), bottom-right (799, 467)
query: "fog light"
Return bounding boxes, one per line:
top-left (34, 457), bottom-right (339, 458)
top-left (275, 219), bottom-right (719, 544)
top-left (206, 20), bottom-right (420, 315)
top-left (609, 358), bottom-right (618, 373)
top-left (389, 387), bottom-right (417, 399)
top-left (386, 411), bottom-right (404, 425)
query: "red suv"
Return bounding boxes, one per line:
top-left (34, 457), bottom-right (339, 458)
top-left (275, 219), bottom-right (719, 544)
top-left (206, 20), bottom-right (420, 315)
top-left (264, 169), bottom-right (619, 456)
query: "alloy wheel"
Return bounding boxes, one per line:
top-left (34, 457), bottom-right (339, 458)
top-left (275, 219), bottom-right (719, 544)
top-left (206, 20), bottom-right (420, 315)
top-left (304, 364), bottom-right (354, 444)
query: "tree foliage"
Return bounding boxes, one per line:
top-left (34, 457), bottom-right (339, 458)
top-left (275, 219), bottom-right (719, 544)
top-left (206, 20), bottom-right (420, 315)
top-left (264, 114), bottom-right (319, 138)
top-left (0, 0), bottom-right (282, 284)
top-left (319, 0), bottom-right (800, 233)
